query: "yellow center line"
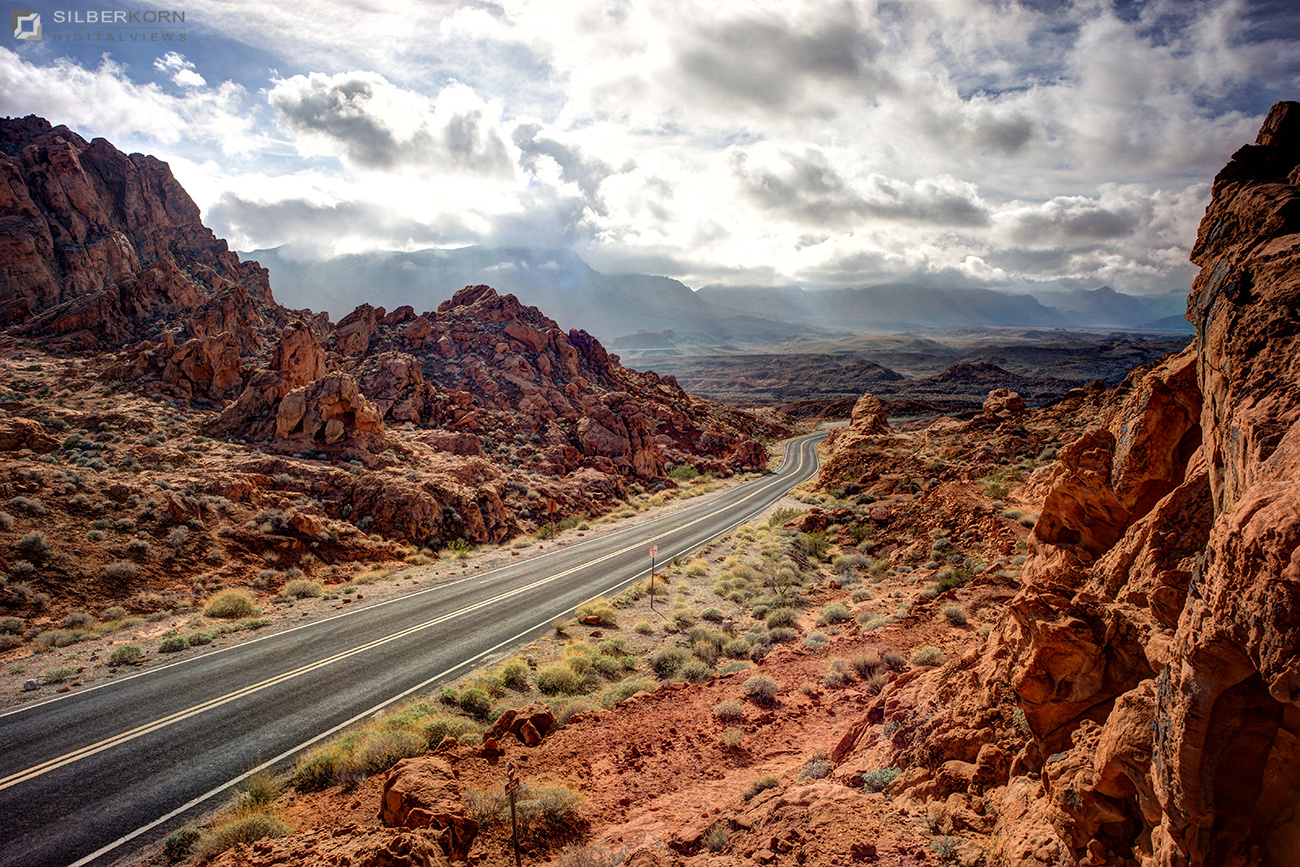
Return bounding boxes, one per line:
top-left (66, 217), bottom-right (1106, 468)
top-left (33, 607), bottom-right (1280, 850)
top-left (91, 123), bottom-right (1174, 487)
top-left (0, 435), bottom-right (821, 792)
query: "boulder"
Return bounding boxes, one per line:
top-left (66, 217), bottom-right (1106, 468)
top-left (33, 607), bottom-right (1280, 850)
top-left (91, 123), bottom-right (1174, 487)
top-left (379, 756), bottom-right (478, 862)
top-left (485, 702), bottom-right (555, 746)
top-left (983, 388), bottom-right (1026, 418)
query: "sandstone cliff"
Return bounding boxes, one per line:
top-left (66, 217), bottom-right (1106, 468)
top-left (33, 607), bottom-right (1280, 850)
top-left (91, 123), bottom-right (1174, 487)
top-left (826, 101), bottom-right (1300, 867)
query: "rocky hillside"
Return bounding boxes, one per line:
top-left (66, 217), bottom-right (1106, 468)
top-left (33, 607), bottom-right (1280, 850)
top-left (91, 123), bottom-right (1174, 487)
top-left (0, 115), bottom-right (782, 634)
top-left (825, 101), bottom-right (1300, 866)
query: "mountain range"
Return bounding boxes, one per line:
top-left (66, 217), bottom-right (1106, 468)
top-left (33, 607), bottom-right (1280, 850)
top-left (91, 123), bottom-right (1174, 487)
top-left (249, 245), bottom-right (1191, 347)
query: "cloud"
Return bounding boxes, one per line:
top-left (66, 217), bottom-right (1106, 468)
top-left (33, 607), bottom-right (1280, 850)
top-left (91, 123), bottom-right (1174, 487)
top-left (154, 52), bottom-right (207, 88)
top-left (731, 146), bottom-right (991, 228)
top-left (269, 71), bottom-right (515, 177)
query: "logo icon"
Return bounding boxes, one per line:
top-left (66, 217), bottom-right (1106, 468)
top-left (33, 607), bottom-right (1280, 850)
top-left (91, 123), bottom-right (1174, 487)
top-left (11, 10), bottom-right (40, 40)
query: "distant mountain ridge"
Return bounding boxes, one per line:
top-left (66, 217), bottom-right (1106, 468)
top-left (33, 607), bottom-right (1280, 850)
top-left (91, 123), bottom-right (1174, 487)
top-left (248, 245), bottom-right (1191, 345)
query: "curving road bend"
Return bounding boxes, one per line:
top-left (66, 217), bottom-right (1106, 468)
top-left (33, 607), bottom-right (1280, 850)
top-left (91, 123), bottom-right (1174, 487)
top-left (0, 432), bottom-right (825, 867)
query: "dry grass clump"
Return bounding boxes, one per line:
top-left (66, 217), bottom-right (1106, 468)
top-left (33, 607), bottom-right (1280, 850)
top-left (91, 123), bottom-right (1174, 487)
top-left (204, 590), bottom-right (260, 619)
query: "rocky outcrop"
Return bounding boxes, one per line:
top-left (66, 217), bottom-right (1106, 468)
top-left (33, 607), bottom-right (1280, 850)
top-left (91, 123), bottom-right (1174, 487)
top-left (485, 702), bottom-right (556, 746)
top-left (827, 102), bottom-right (1300, 867)
top-left (205, 826), bottom-right (451, 867)
top-left (379, 756), bottom-right (478, 862)
top-left (0, 116), bottom-right (274, 350)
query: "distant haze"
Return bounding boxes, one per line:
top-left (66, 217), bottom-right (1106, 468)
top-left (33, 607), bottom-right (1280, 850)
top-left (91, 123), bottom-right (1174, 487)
top-left (249, 245), bottom-right (1191, 345)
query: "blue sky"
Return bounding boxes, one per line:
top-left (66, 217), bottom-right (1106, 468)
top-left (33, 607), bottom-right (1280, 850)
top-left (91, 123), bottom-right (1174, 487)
top-left (3, 0), bottom-right (1298, 295)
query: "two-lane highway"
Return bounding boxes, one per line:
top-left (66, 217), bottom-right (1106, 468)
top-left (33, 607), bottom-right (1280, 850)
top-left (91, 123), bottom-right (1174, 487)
top-left (0, 432), bottom-right (825, 867)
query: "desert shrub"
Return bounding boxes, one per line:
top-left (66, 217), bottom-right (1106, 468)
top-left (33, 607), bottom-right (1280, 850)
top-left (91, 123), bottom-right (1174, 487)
top-left (167, 527), bottom-right (188, 550)
top-left (61, 610), bottom-right (93, 629)
top-left (17, 531), bottom-right (50, 560)
top-left (649, 646), bottom-right (691, 679)
top-left (282, 579), bottom-right (323, 599)
top-left (0, 511), bottom-right (12, 530)
top-left (803, 631), bottom-right (829, 649)
top-left (930, 835), bottom-right (959, 861)
top-left (720, 726), bottom-right (745, 748)
top-left (102, 605), bottom-right (126, 620)
top-left (942, 604), bottom-right (968, 626)
top-left (1, 616), bottom-right (25, 634)
top-left (633, 621), bottom-right (654, 635)
top-left (851, 587), bottom-right (873, 603)
top-left (700, 607), bottom-right (725, 622)
top-left (126, 538), bottom-right (153, 558)
top-left (599, 676), bottom-right (656, 706)
top-left (294, 748), bottom-right (342, 791)
top-left (668, 463), bottom-right (698, 482)
top-left (850, 651), bottom-right (882, 678)
top-left (820, 602), bottom-right (851, 625)
top-left (108, 644), bottom-right (144, 666)
top-left (705, 824), bottom-right (731, 852)
top-left (103, 561), bottom-right (139, 581)
top-left (714, 699), bottom-right (746, 721)
top-left (42, 665), bottom-right (78, 684)
top-left (458, 688), bottom-right (494, 720)
top-left (881, 649), bottom-right (908, 670)
top-left (765, 607), bottom-right (798, 629)
top-left (204, 590), bottom-right (260, 619)
top-left (195, 813), bottom-right (290, 860)
top-left (346, 730), bottom-right (425, 779)
top-left (685, 558), bottom-right (709, 577)
top-left (798, 750), bottom-right (832, 780)
top-left (768, 627), bottom-right (799, 643)
top-left (722, 637), bottom-right (751, 658)
top-left (742, 774), bottom-right (780, 800)
top-left (9, 496), bottom-right (47, 515)
top-left (742, 674), bottom-right (779, 702)
top-left (536, 664), bottom-right (586, 696)
top-left (163, 828), bottom-right (201, 863)
top-left (861, 766), bottom-right (901, 793)
top-left (910, 646), bottom-right (943, 667)
top-left (418, 714), bottom-right (483, 748)
top-left (500, 659), bottom-right (530, 690)
top-left (158, 636), bottom-right (189, 653)
top-left (9, 560), bottom-right (36, 580)
top-left (574, 600), bottom-right (619, 628)
top-left (680, 659), bottom-right (713, 683)
top-left (0, 635), bottom-right (20, 651)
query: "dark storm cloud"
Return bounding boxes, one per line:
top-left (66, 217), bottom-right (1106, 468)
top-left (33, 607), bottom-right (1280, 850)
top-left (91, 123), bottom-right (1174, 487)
top-left (1004, 196), bottom-right (1144, 244)
top-left (732, 148), bottom-right (991, 228)
top-left (209, 193), bottom-right (473, 251)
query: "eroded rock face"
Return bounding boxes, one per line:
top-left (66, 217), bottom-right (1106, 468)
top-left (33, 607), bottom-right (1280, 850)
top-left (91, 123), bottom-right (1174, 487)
top-left (0, 116), bottom-right (273, 351)
top-left (379, 756), bottom-right (478, 862)
top-left (827, 103), bottom-right (1300, 867)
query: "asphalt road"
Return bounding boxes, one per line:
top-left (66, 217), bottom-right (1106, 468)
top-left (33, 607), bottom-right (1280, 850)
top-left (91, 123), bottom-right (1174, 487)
top-left (0, 431), bottom-right (825, 867)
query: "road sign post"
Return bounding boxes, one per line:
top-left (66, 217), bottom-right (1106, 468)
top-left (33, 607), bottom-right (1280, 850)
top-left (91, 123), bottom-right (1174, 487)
top-left (649, 545), bottom-right (658, 610)
top-left (506, 761), bottom-right (522, 867)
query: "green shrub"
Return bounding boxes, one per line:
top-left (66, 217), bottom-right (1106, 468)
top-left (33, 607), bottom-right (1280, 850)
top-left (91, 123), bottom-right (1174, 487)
top-left (850, 651), bottom-right (882, 678)
top-left (164, 828), bottom-right (201, 863)
top-left (700, 607), bottom-right (725, 622)
top-left (599, 676), bottom-right (656, 707)
top-left (108, 644), bottom-right (143, 666)
top-left (942, 604), bottom-right (968, 625)
top-left (768, 627), bottom-right (799, 643)
top-left (680, 660), bottom-right (713, 683)
top-left (574, 600), bottom-right (618, 628)
top-left (861, 767), bottom-right (901, 793)
top-left (420, 714), bottom-right (483, 748)
top-left (500, 659), bottom-right (530, 689)
top-left (765, 607), bottom-right (798, 628)
top-left (536, 664), bottom-right (586, 695)
top-left (204, 590), bottom-right (260, 619)
top-left (650, 646), bottom-right (691, 679)
top-left (803, 631), bottom-right (829, 649)
top-left (294, 749), bottom-right (341, 791)
top-left (668, 464), bottom-right (699, 482)
top-left (633, 621), bottom-right (654, 635)
top-left (347, 729), bottom-right (425, 779)
top-left (158, 636), bottom-right (189, 653)
top-left (458, 688), bottom-right (494, 720)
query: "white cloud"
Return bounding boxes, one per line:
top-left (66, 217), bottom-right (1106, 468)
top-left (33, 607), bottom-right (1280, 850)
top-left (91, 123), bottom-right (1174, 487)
top-left (154, 52), bottom-right (207, 88)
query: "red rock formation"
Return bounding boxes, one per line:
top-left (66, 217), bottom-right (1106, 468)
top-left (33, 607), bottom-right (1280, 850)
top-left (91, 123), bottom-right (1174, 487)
top-left (0, 116), bottom-right (274, 351)
top-left (379, 756), bottom-right (478, 862)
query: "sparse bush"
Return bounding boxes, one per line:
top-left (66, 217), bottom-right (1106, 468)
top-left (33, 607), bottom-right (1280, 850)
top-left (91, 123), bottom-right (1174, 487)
top-left (850, 651), bottom-right (882, 678)
top-left (204, 590), bottom-right (260, 619)
top-left (768, 626), bottom-right (799, 643)
top-left (861, 766), bottom-right (901, 793)
top-left (742, 774), bottom-right (780, 800)
top-left (798, 750), bottom-right (831, 780)
top-left (942, 604), bottom-right (968, 626)
top-left (500, 659), bottom-right (530, 690)
top-left (881, 649), bottom-right (908, 670)
top-left (126, 537), bottom-right (153, 558)
top-left (705, 823), bottom-right (731, 852)
top-left (536, 664), bottom-right (586, 696)
top-left (720, 726), bottom-right (744, 748)
top-left (282, 579), bottom-right (323, 599)
top-left (103, 641), bottom-right (144, 668)
top-left (650, 646), bottom-right (691, 679)
top-left (930, 835), bottom-right (959, 861)
top-left (714, 698), bottom-right (746, 721)
top-left (346, 730), bottom-right (425, 779)
top-left (158, 636), bottom-right (189, 653)
top-left (195, 813), bottom-right (290, 860)
top-left (61, 610), bottom-right (93, 629)
top-left (700, 607), bottom-right (725, 622)
top-left (680, 660), bottom-right (713, 683)
top-left (167, 527), bottom-right (188, 550)
top-left (163, 828), bottom-right (201, 863)
top-left (910, 646), bottom-right (943, 667)
top-left (458, 688), bottom-right (494, 720)
top-left (17, 530), bottom-right (50, 560)
top-left (103, 561), bottom-right (138, 581)
top-left (803, 631), bottom-right (829, 649)
top-left (42, 665), bottom-right (78, 684)
top-left (633, 621), bottom-right (654, 635)
top-left (742, 674), bottom-right (779, 702)
top-left (102, 605), bottom-right (126, 620)
top-left (8, 560), bottom-right (35, 580)
top-left (599, 676), bottom-right (656, 706)
top-left (0, 511), bottom-right (12, 530)
top-left (294, 749), bottom-right (342, 791)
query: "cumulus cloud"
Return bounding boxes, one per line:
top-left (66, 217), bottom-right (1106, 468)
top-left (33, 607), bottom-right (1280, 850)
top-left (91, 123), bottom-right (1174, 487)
top-left (269, 72), bottom-right (515, 177)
